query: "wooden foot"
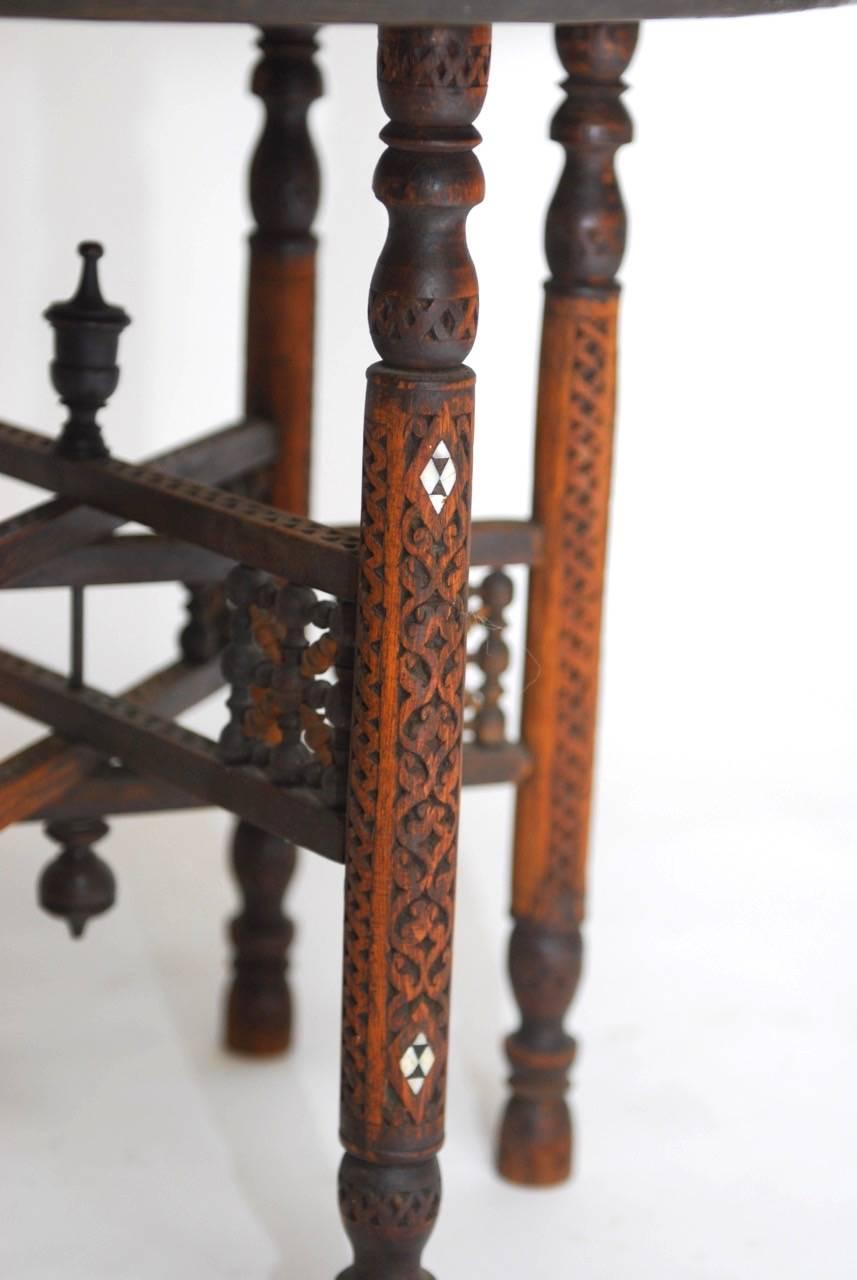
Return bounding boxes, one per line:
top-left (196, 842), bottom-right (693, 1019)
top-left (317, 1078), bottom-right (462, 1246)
top-left (337, 24), bottom-right (490, 1278)
top-left (497, 921), bottom-right (579, 1185)
top-left (498, 22), bottom-right (637, 1188)
top-left (225, 820), bottom-right (296, 1056)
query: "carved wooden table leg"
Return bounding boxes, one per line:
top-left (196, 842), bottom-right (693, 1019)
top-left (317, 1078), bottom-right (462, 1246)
top-left (225, 25), bottom-right (322, 1057)
top-left (337, 25), bottom-right (490, 1279)
top-left (497, 22), bottom-right (638, 1187)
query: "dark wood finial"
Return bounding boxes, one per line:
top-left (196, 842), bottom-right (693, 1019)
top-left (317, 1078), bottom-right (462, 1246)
top-left (44, 242), bottom-right (130, 461)
top-left (38, 817), bottom-right (115, 938)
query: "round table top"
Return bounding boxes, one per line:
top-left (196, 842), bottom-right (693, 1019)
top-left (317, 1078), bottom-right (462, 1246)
top-left (0, 0), bottom-right (852, 24)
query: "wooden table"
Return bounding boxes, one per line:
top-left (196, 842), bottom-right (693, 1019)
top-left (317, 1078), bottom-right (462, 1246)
top-left (0, 4), bottom-right (850, 1276)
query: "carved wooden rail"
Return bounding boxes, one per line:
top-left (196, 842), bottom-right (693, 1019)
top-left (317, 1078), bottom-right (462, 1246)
top-left (0, 518), bottom-right (543, 590)
top-left (0, 648), bottom-right (345, 859)
top-left (0, 416), bottom-right (275, 587)
top-left (0, 419), bottom-right (359, 598)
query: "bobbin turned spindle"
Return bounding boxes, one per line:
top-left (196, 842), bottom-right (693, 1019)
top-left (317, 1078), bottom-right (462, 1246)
top-left (44, 241), bottom-right (130, 461)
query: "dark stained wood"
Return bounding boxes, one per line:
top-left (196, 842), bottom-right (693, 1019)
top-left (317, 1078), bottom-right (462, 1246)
top-left (246, 25), bottom-right (320, 515)
top-left (1, 536), bottom-right (234, 590)
top-left (0, 0), bottom-right (848, 25)
top-left (0, 655), bottom-right (225, 832)
top-left (228, 32), bottom-right (321, 1056)
top-left (2, 519), bottom-right (542, 591)
top-left (498, 23), bottom-right (636, 1189)
top-left (22, 740), bottom-right (528, 823)
top-left (26, 767), bottom-right (203, 821)
top-left (44, 242), bottom-right (131, 462)
top-left (39, 817), bottom-right (116, 937)
top-left (0, 419), bottom-right (359, 599)
top-left (225, 821), bottom-right (297, 1055)
top-left (462, 740), bottom-right (532, 786)
top-left (340, 517), bottom-right (544, 569)
top-left (338, 26), bottom-right (489, 1280)
top-left (467, 518), bottom-right (543, 568)
top-left (0, 648), bottom-right (345, 859)
top-left (179, 581), bottom-right (230, 663)
top-left (0, 417), bottom-right (276, 588)
top-left (219, 567), bottom-right (352, 802)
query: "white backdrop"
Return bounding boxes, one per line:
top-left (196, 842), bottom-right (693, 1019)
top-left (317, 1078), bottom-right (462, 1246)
top-left (1, 12), bottom-right (856, 1278)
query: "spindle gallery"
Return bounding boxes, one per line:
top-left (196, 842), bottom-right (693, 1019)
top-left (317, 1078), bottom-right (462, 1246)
top-left (0, 4), bottom-right (849, 1277)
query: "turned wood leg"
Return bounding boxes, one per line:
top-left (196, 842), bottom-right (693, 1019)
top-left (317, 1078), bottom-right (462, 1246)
top-left (225, 25), bottom-right (322, 1056)
top-left (497, 22), bottom-right (638, 1187)
top-left (337, 25), bottom-right (490, 1279)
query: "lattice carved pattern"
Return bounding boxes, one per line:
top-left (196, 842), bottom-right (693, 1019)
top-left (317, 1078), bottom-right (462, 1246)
top-left (219, 564), bottom-right (354, 809)
top-left (342, 393), bottom-right (473, 1140)
top-left (377, 29), bottom-right (491, 91)
top-left (531, 302), bottom-right (613, 929)
top-left (368, 292), bottom-right (478, 349)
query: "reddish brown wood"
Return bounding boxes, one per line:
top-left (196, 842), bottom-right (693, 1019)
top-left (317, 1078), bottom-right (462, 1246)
top-left (338, 25), bottom-right (489, 1280)
top-left (498, 21), bottom-right (637, 1188)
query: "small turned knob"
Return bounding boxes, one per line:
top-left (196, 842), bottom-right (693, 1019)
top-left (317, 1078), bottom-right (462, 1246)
top-left (39, 818), bottom-right (116, 939)
top-left (44, 242), bottom-right (131, 461)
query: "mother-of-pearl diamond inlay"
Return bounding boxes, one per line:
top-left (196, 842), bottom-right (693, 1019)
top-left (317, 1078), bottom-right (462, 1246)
top-left (420, 440), bottom-right (457, 514)
top-left (399, 1033), bottom-right (436, 1095)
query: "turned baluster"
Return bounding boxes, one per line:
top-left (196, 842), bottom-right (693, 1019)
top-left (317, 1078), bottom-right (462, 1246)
top-left (337, 25), bottom-right (490, 1280)
top-left (246, 24), bottom-right (321, 513)
top-left (498, 23), bottom-right (638, 1187)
